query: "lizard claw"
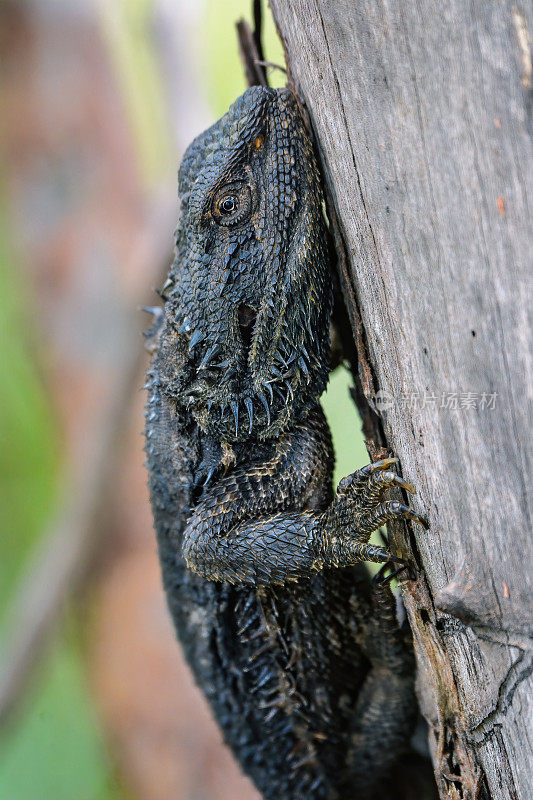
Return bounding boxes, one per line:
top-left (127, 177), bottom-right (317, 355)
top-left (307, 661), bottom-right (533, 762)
top-left (369, 457), bottom-right (399, 473)
top-left (390, 475), bottom-right (416, 494)
top-left (401, 506), bottom-right (429, 530)
top-left (373, 562), bottom-right (409, 586)
top-left (324, 459), bottom-right (428, 569)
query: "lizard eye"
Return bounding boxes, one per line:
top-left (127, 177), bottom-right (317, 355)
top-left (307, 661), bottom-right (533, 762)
top-left (212, 182), bottom-right (252, 226)
top-left (221, 197), bottom-right (236, 213)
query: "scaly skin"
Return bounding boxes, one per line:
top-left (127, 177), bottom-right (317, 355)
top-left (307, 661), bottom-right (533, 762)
top-left (144, 86), bottom-right (427, 799)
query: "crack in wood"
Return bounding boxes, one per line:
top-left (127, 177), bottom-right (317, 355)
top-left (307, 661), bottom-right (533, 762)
top-left (469, 650), bottom-right (533, 744)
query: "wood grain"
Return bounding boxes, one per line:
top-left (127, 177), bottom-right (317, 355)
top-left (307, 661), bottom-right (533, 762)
top-left (269, 2), bottom-right (533, 798)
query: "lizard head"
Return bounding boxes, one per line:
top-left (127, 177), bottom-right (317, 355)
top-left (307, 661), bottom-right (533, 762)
top-left (162, 86), bottom-right (332, 441)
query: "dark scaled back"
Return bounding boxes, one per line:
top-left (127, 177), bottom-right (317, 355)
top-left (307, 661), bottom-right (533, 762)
top-left (161, 87), bottom-right (332, 443)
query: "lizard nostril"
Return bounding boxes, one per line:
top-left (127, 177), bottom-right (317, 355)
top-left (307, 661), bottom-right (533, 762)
top-left (238, 304), bottom-right (256, 360)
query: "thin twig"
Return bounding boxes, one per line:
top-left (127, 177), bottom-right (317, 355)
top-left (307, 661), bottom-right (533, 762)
top-left (255, 59), bottom-right (287, 75)
top-left (236, 15), bottom-right (268, 88)
top-left (252, 0), bottom-right (265, 64)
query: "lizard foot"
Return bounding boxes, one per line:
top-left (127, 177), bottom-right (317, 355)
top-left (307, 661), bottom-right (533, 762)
top-left (320, 458), bottom-right (428, 567)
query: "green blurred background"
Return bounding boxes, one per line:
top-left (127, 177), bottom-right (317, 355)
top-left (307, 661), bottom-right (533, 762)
top-left (0, 2), bottom-right (365, 798)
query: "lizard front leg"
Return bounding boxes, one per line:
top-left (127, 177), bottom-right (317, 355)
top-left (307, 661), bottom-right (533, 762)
top-left (183, 415), bottom-right (427, 586)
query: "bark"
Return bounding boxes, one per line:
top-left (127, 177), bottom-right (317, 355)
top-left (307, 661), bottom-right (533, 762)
top-left (269, 2), bottom-right (533, 799)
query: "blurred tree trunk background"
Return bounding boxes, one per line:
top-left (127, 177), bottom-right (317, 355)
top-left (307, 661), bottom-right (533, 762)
top-left (269, 2), bottom-right (533, 800)
top-left (1, 2), bottom-right (360, 799)
top-left (0, 2), bottom-right (255, 798)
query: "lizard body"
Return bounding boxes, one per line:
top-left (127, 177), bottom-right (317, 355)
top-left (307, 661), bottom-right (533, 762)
top-left (144, 86), bottom-right (427, 799)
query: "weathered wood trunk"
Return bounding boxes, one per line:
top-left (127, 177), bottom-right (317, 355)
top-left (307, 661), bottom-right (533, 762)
top-left (269, 2), bottom-right (533, 799)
